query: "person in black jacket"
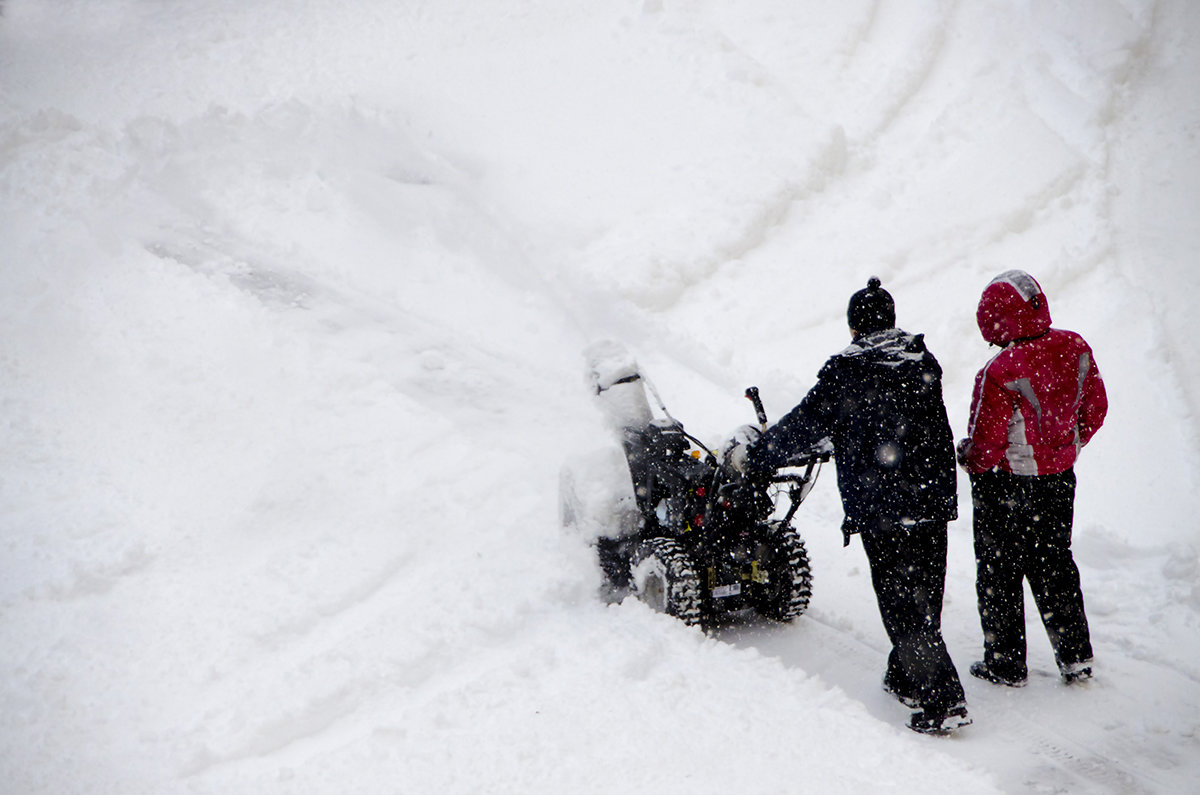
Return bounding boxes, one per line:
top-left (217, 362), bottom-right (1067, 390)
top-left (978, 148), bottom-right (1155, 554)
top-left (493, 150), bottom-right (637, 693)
top-left (739, 278), bottom-right (969, 735)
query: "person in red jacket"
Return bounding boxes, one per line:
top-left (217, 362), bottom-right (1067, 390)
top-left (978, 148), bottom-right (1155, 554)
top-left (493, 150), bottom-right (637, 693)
top-left (957, 270), bottom-right (1107, 687)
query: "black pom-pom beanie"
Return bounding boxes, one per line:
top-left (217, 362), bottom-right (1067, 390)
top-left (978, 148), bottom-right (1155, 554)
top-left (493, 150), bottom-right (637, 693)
top-left (847, 277), bottom-right (895, 336)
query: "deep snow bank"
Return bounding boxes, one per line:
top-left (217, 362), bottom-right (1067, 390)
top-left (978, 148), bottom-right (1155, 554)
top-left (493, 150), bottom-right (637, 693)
top-left (1, 0), bottom-right (1198, 793)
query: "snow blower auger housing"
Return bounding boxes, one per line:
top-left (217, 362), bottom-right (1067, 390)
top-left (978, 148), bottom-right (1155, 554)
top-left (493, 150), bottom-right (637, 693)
top-left (572, 341), bottom-right (831, 629)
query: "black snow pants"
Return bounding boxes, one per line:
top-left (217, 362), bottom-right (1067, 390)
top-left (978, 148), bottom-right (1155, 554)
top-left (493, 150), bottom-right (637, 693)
top-left (970, 468), bottom-right (1093, 679)
top-left (859, 520), bottom-right (966, 716)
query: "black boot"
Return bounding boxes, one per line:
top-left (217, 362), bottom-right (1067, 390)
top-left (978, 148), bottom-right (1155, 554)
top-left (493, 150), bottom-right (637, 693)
top-left (969, 660), bottom-right (1027, 687)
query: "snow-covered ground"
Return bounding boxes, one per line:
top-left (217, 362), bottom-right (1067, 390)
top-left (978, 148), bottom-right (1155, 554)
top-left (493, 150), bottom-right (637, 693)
top-left (2, 1), bottom-right (1198, 792)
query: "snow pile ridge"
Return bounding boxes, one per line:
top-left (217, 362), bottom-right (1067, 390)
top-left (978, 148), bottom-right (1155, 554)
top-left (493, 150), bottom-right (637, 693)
top-left (1, 1), bottom-right (1199, 793)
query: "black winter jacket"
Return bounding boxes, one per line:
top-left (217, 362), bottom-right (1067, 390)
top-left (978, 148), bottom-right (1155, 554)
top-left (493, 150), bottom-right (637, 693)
top-left (747, 328), bottom-right (958, 543)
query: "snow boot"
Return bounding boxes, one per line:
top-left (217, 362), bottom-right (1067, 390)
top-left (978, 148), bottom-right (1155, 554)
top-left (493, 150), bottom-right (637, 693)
top-left (908, 703), bottom-right (971, 736)
top-left (881, 678), bottom-right (919, 709)
top-left (1060, 660), bottom-right (1094, 684)
top-left (969, 660), bottom-right (1027, 688)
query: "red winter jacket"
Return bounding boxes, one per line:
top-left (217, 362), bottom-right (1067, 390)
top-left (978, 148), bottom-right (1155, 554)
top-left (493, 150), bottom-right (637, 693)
top-left (961, 271), bottom-right (1107, 476)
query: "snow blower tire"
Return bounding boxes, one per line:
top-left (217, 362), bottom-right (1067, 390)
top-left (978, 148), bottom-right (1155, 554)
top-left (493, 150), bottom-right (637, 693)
top-left (631, 537), bottom-right (702, 626)
top-left (751, 523), bottom-right (813, 622)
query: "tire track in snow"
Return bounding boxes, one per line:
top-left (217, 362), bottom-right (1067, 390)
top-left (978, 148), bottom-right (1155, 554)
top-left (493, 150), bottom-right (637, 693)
top-left (714, 608), bottom-right (908, 726)
top-left (1016, 727), bottom-right (1148, 794)
top-left (854, 0), bottom-right (960, 144)
top-left (982, 671), bottom-right (1167, 795)
top-left (718, 605), bottom-right (1180, 793)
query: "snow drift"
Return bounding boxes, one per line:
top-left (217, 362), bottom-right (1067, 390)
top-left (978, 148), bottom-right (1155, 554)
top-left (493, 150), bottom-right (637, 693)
top-left (2, 1), bottom-right (1198, 792)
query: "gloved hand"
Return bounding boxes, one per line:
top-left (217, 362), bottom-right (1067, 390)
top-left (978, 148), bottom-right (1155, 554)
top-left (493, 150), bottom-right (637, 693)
top-left (955, 438), bottom-right (973, 468)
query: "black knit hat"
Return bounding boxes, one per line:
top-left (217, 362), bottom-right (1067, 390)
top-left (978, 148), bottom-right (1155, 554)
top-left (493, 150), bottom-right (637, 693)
top-left (847, 277), bottom-right (895, 336)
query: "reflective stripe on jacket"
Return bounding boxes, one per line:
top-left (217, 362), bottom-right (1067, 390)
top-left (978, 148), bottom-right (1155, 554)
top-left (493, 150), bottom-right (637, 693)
top-left (963, 328), bottom-right (1107, 475)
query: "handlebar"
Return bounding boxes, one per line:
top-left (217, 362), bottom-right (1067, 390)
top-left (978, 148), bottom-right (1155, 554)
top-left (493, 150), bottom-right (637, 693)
top-left (780, 448), bottom-right (833, 469)
top-left (770, 472), bottom-right (815, 485)
top-left (767, 446), bottom-right (831, 486)
top-left (745, 386), bottom-right (768, 430)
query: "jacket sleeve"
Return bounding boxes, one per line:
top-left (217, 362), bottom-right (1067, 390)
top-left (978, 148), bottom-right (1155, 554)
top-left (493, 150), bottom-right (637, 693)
top-left (747, 361), bottom-right (838, 473)
top-left (1077, 347), bottom-right (1107, 447)
top-left (963, 364), bottom-right (1013, 473)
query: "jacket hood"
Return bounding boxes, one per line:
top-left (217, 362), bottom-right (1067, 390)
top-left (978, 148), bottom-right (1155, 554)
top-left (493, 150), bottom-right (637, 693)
top-left (976, 270), bottom-right (1052, 345)
top-left (840, 327), bottom-right (927, 367)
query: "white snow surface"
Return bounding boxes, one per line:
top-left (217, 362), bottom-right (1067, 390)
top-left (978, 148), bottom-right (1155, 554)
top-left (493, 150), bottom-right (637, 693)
top-left (2, 1), bottom-right (1199, 792)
